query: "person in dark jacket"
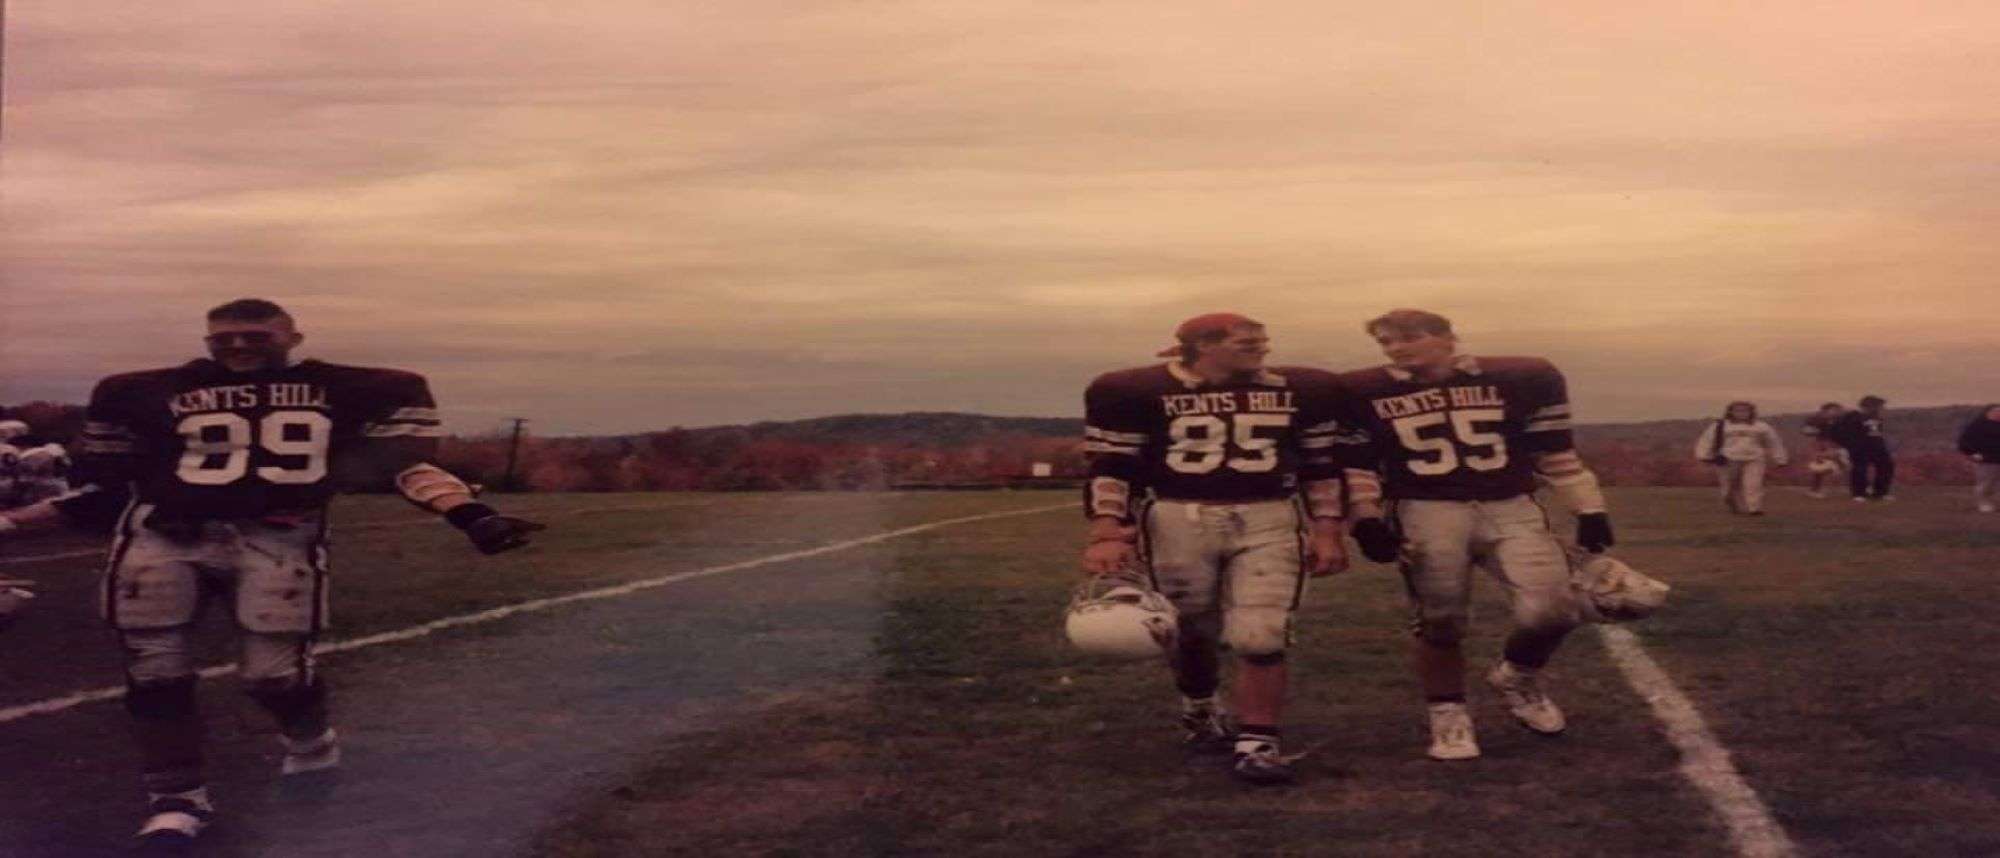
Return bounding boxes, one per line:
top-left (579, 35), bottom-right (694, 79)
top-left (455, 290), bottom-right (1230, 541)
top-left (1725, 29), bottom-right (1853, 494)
top-left (1830, 395), bottom-right (1894, 501)
top-left (1957, 404), bottom-right (2000, 513)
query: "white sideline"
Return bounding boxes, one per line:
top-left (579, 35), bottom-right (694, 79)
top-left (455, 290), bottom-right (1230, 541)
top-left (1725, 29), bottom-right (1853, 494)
top-left (0, 502), bottom-right (1075, 725)
top-left (1597, 625), bottom-right (1799, 858)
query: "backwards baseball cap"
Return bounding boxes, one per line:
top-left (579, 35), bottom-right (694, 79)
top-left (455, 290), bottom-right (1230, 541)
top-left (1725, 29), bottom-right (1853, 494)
top-left (1156, 312), bottom-right (1261, 358)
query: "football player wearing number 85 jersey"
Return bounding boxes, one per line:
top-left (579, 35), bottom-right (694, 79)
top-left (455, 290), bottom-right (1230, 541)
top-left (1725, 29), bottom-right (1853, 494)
top-left (0, 299), bottom-right (544, 852)
top-left (1332, 309), bottom-right (1614, 762)
top-left (1082, 313), bottom-right (1352, 785)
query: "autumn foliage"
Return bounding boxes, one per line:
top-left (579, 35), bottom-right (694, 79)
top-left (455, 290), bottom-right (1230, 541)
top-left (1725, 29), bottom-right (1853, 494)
top-left (3, 402), bottom-right (1989, 492)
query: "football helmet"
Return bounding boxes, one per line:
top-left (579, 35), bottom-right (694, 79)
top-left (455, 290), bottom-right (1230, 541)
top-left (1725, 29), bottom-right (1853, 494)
top-left (17, 445), bottom-right (66, 478)
top-left (1568, 550), bottom-right (1669, 623)
top-left (1065, 571), bottom-right (1178, 661)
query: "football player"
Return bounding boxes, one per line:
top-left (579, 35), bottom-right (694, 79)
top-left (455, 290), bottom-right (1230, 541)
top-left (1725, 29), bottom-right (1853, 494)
top-left (0, 299), bottom-right (544, 853)
top-left (1081, 313), bottom-right (1351, 785)
top-left (1332, 309), bottom-right (1612, 761)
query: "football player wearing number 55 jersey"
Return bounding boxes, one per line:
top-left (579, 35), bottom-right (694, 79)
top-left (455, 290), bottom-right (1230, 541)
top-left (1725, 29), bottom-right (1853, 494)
top-left (0, 299), bottom-right (544, 853)
top-left (1333, 309), bottom-right (1613, 762)
top-left (1082, 313), bottom-right (1351, 785)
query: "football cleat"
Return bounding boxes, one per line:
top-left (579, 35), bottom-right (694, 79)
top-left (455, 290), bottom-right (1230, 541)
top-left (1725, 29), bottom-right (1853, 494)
top-left (1230, 735), bottom-right (1296, 785)
top-left (1180, 705), bottom-right (1233, 755)
top-left (135, 787), bottom-right (214, 855)
top-left (1487, 662), bottom-right (1566, 735)
top-left (1426, 702), bottom-right (1480, 760)
top-left (281, 728), bottom-right (341, 776)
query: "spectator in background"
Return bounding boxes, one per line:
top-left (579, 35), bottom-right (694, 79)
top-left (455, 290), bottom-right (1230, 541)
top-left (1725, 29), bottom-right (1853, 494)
top-left (1799, 403), bottom-right (1849, 499)
top-left (1957, 405), bottom-right (2000, 514)
top-left (1693, 401), bottom-right (1788, 515)
top-left (1830, 395), bottom-right (1894, 502)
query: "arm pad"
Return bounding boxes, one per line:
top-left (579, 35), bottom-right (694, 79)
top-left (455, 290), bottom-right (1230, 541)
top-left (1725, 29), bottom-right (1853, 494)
top-left (1533, 450), bottom-right (1607, 514)
top-left (395, 463), bottom-right (475, 512)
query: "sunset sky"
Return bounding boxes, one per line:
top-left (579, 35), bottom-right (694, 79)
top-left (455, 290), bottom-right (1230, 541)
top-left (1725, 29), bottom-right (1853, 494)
top-left (4, 2), bottom-right (1996, 435)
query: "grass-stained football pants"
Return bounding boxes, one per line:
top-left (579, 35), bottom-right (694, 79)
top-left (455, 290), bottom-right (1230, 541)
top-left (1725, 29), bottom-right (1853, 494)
top-left (1393, 495), bottom-right (1580, 658)
top-left (1142, 498), bottom-right (1304, 657)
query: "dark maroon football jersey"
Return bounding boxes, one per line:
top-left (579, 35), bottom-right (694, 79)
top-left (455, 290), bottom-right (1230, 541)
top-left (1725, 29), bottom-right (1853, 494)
top-left (75, 359), bottom-right (441, 518)
top-left (1331, 356), bottom-right (1575, 502)
top-left (1083, 362), bottom-right (1347, 513)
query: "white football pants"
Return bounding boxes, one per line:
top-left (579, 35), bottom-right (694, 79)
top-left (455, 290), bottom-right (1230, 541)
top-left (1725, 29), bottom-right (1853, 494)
top-left (1143, 498), bottom-right (1304, 656)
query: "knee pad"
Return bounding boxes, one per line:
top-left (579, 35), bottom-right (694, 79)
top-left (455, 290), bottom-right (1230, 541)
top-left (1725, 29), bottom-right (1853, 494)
top-left (125, 676), bottom-right (198, 720)
top-left (1221, 607), bottom-right (1291, 656)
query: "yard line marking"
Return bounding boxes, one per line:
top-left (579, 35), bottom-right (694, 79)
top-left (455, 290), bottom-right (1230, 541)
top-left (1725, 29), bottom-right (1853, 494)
top-left (1598, 625), bottom-right (1799, 858)
top-left (0, 501), bottom-right (1075, 725)
top-left (0, 501), bottom-right (719, 567)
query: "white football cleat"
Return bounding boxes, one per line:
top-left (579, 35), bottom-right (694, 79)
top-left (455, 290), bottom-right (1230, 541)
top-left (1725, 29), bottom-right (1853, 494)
top-left (1487, 661), bottom-right (1567, 735)
top-left (281, 728), bottom-right (341, 776)
top-left (1425, 702), bottom-right (1480, 760)
top-left (135, 787), bottom-right (214, 854)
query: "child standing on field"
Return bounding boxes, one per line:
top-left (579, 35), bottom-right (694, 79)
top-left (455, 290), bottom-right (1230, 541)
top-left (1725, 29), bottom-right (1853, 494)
top-left (1957, 405), bottom-right (2000, 513)
top-left (1694, 401), bottom-right (1788, 515)
top-left (1799, 403), bottom-right (1849, 498)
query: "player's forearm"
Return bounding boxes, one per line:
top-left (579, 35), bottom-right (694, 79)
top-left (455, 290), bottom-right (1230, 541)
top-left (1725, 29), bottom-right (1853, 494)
top-left (1340, 468), bottom-right (1384, 519)
top-left (1532, 449), bottom-right (1606, 514)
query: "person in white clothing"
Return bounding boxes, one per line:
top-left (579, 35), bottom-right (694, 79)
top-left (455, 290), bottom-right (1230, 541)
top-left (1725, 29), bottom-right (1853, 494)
top-left (1693, 401), bottom-right (1788, 515)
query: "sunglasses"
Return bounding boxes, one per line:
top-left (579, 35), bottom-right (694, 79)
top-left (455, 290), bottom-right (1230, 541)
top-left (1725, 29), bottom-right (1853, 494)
top-left (204, 331), bottom-right (281, 347)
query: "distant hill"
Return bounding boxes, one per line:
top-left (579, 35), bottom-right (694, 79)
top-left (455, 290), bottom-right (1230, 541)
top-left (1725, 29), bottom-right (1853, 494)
top-left (648, 405), bottom-right (1988, 453)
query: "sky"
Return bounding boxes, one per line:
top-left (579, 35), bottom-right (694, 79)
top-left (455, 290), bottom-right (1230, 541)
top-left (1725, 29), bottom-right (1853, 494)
top-left (3, 2), bottom-right (1997, 436)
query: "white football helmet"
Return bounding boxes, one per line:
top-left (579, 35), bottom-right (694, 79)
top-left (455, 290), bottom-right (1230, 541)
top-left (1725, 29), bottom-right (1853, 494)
top-left (1569, 551), bottom-right (1669, 623)
top-left (1065, 571), bottom-right (1178, 661)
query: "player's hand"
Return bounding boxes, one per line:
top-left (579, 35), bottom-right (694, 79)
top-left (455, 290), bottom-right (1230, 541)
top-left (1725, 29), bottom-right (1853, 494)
top-left (1080, 539), bottom-right (1138, 575)
top-left (1306, 519), bottom-right (1349, 577)
top-left (1576, 512), bottom-right (1615, 554)
top-left (1351, 517), bottom-right (1401, 564)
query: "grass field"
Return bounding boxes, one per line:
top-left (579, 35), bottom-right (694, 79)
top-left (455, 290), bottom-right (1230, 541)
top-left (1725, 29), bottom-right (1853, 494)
top-left (526, 487), bottom-right (2000, 858)
top-left (4, 488), bottom-right (1997, 856)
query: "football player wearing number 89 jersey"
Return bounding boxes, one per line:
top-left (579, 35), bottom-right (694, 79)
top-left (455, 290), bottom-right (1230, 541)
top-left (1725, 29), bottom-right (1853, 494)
top-left (1332, 309), bottom-right (1614, 762)
top-left (0, 298), bottom-right (544, 852)
top-left (1082, 313), bottom-right (1351, 785)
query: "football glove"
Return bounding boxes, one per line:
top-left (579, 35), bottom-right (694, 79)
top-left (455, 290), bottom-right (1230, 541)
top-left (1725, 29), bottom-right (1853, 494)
top-left (1575, 512), bottom-right (1615, 554)
top-left (1351, 517), bottom-right (1401, 564)
top-left (446, 503), bottom-right (546, 555)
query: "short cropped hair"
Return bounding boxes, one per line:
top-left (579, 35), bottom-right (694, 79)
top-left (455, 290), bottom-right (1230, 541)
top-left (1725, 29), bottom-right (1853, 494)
top-left (1858, 395), bottom-right (1886, 408)
top-left (1365, 308), bottom-right (1453, 339)
top-left (207, 298), bottom-right (293, 326)
top-left (1819, 402), bottom-right (1843, 411)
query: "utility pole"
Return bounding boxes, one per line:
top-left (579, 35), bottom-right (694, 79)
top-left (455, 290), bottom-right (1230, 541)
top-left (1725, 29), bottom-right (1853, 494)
top-left (501, 418), bottom-right (528, 492)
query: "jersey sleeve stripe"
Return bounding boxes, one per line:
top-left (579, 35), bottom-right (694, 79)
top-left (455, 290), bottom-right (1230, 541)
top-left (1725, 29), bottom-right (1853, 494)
top-left (1082, 440), bottom-right (1141, 456)
top-left (1084, 426), bottom-right (1149, 444)
top-left (1527, 405), bottom-right (1571, 419)
top-left (1525, 418), bottom-right (1572, 432)
top-left (363, 424), bottom-right (447, 438)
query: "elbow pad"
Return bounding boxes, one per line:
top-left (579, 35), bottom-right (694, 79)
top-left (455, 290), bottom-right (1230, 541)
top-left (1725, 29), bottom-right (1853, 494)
top-left (395, 463), bottom-right (474, 512)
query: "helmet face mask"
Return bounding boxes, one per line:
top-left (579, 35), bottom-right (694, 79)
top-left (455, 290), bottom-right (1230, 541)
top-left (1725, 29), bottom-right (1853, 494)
top-left (1065, 571), bottom-right (1179, 661)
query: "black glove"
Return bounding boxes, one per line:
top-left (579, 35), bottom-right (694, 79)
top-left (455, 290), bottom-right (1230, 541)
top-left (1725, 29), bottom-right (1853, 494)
top-left (1576, 512), bottom-right (1615, 554)
top-left (446, 503), bottom-right (546, 555)
top-left (1351, 517), bottom-right (1402, 564)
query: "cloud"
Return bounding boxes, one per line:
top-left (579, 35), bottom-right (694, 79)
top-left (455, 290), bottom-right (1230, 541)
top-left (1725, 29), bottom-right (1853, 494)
top-left (5, 1), bottom-right (1998, 433)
